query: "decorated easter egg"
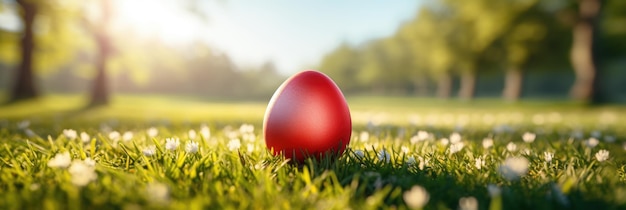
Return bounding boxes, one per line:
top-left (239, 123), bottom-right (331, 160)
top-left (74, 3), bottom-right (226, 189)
top-left (263, 70), bottom-right (352, 162)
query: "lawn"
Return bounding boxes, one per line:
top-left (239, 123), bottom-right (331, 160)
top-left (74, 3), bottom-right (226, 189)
top-left (1, 94), bottom-right (625, 209)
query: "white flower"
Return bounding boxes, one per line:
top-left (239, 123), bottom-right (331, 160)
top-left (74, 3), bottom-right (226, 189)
top-left (449, 142), bottom-right (465, 154)
top-left (378, 149), bottom-right (391, 163)
top-left (84, 157), bottom-right (96, 167)
top-left (407, 156), bottom-right (416, 165)
top-left (143, 145), bottom-right (157, 156)
top-left (185, 141), bottom-right (199, 153)
top-left (48, 152), bottom-right (71, 168)
top-left (242, 133), bottom-right (256, 142)
top-left (417, 156), bottom-right (428, 170)
top-left (354, 150), bottom-right (365, 158)
top-left (401, 146), bottom-right (410, 154)
top-left (585, 138), bottom-right (600, 148)
top-left (165, 138), bottom-right (180, 151)
top-left (80, 132), bottom-right (90, 143)
top-left (360, 131), bottom-right (370, 142)
top-left (227, 138), bottom-right (241, 151)
top-left (499, 156), bottom-right (529, 181)
top-left (188, 130), bottom-right (197, 140)
top-left (459, 196), bottom-right (478, 210)
top-left (506, 142), bottom-right (517, 152)
top-left (108, 131), bottom-right (120, 140)
top-left (239, 124), bottom-right (254, 134)
top-left (68, 159), bottom-right (97, 186)
top-left (412, 130), bottom-right (430, 143)
top-left (147, 127), bottom-right (159, 138)
top-left (475, 157), bottom-right (485, 170)
top-left (63, 129), bottom-right (77, 140)
top-left (200, 125), bottom-right (211, 139)
top-left (145, 182), bottom-right (169, 203)
top-left (450, 132), bottom-right (462, 144)
top-left (623, 142), bottom-right (626, 151)
top-left (482, 138), bottom-right (494, 149)
top-left (487, 184), bottom-right (501, 197)
top-left (403, 185), bottom-right (429, 209)
top-left (544, 152), bottom-right (554, 163)
top-left (522, 148), bottom-right (532, 155)
top-left (246, 143), bottom-right (255, 153)
top-left (522, 132), bottom-right (536, 143)
top-left (440, 138), bottom-right (450, 146)
top-left (122, 131), bottom-right (133, 142)
top-left (595, 149), bottom-right (609, 162)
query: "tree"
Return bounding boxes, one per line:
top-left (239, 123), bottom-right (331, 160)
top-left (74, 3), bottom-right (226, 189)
top-left (10, 0), bottom-right (39, 101)
top-left (569, 0), bottom-right (602, 103)
top-left (83, 0), bottom-right (113, 107)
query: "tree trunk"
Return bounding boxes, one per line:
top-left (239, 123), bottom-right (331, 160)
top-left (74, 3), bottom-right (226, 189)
top-left (88, 0), bottom-right (112, 107)
top-left (436, 73), bottom-right (452, 99)
top-left (569, 0), bottom-right (601, 103)
top-left (458, 71), bottom-right (476, 100)
top-left (10, 1), bottom-right (38, 102)
top-left (502, 66), bottom-right (523, 102)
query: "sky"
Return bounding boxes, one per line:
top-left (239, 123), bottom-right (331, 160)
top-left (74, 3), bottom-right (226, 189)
top-left (0, 0), bottom-right (422, 75)
top-left (200, 1), bottom-right (422, 74)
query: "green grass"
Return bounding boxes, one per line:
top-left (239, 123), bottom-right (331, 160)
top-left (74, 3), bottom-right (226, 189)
top-left (1, 94), bottom-right (625, 209)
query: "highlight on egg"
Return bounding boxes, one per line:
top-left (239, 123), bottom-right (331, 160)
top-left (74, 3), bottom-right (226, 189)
top-left (263, 70), bottom-right (352, 162)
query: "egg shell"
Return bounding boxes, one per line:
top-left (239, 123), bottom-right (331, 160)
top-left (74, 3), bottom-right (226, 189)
top-left (263, 70), bottom-right (352, 162)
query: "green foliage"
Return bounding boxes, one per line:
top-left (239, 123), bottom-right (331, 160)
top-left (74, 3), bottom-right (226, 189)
top-left (0, 95), bottom-right (625, 209)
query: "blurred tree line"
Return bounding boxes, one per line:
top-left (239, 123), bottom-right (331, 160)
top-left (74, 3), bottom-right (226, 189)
top-left (318, 0), bottom-right (626, 103)
top-left (0, 0), bottom-right (284, 106)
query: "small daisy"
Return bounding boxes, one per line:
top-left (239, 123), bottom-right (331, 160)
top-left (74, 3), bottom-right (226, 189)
top-left (188, 129), bottom-right (197, 140)
top-left (378, 149), bottom-right (391, 163)
top-left (595, 149), bottom-right (609, 162)
top-left (499, 156), bottom-right (529, 181)
top-left (143, 145), bottom-right (157, 156)
top-left (48, 152), bottom-right (71, 168)
top-left (165, 138), bottom-right (180, 151)
top-left (108, 131), bottom-right (121, 141)
top-left (403, 185), bottom-right (429, 209)
top-left (122, 131), bottom-right (134, 142)
top-left (440, 138), bottom-right (450, 146)
top-left (407, 156), bottom-right (416, 165)
top-left (522, 132), bottom-right (536, 143)
top-left (360, 131), bottom-right (370, 142)
top-left (459, 196), bottom-right (478, 210)
top-left (63, 129), bottom-right (77, 140)
top-left (506, 142), bottom-right (517, 152)
top-left (450, 132), bottom-right (462, 144)
top-left (475, 157), bottom-right (485, 170)
top-left (185, 141), bottom-right (199, 154)
top-left (80, 132), bottom-right (90, 143)
top-left (354, 150), bottom-right (365, 158)
top-left (147, 127), bottom-right (159, 138)
top-left (482, 138), bottom-right (494, 149)
top-left (239, 124), bottom-right (254, 134)
top-left (544, 152), bottom-right (554, 163)
top-left (68, 159), bottom-right (97, 186)
top-left (585, 138), bottom-right (600, 148)
top-left (449, 142), bottom-right (465, 154)
top-left (401, 146), bottom-right (410, 154)
top-left (200, 125), bottom-right (210, 139)
top-left (84, 157), bottom-right (96, 167)
top-left (246, 143), bottom-right (255, 153)
top-left (227, 138), bottom-right (241, 151)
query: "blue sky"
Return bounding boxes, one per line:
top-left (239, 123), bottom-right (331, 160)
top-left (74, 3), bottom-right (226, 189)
top-left (201, 0), bottom-right (421, 74)
top-left (0, 0), bottom-right (421, 75)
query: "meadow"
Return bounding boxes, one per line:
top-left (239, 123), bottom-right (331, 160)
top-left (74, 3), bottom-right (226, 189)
top-left (1, 94), bottom-right (625, 210)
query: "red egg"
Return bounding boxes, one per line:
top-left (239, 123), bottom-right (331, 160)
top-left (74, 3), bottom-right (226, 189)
top-left (263, 70), bottom-right (352, 162)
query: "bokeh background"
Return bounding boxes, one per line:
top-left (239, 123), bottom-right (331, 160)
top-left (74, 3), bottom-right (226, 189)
top-left (0, 0), bottom-right (624, 106)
